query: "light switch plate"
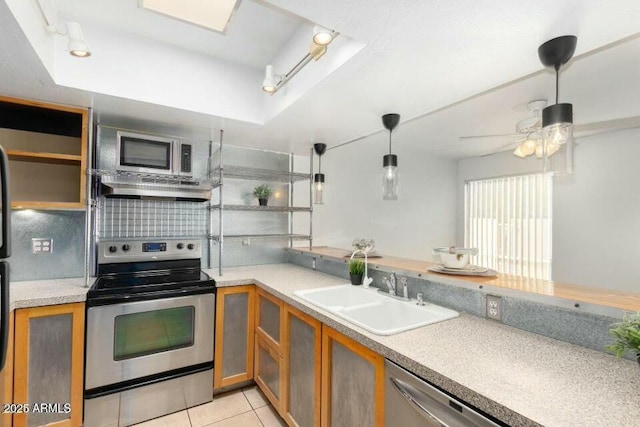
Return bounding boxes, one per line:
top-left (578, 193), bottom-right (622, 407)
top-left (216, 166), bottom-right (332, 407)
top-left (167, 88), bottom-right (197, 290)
top-left (32, 238), bottom-right (53, 255)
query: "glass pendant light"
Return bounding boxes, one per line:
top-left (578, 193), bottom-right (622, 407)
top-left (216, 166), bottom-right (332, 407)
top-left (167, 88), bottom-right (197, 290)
top-left (313, 143), bottom-right (326, 204)
top-left (381, 113), bottom-right (400, 200)
top-left (538, 35), bottom-right (577, 174)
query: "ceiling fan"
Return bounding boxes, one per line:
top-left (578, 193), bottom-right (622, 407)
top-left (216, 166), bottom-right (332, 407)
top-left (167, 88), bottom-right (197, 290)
top-left (460, 100), bottom-right (640, 158)
top-left (460, 36), bottom-right (640, 161)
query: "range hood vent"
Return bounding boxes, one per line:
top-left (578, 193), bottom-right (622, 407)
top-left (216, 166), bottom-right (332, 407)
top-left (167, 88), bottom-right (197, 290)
top-left (99, 173), bottom-right (212, 202)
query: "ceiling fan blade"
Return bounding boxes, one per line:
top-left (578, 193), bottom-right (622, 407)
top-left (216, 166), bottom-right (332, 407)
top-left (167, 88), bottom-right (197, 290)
top-left (475, 139), bottom-right (524, 157)
top-left (459, 133), bottom-right (523, 140)
top-left (575, 116), bottom-right (640, 134)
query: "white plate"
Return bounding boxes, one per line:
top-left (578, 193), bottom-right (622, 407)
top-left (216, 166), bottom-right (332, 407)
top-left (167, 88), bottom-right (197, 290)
top-left (429, 265), bottom-right (498, 277)
top-left (438, 264), bottom-right (488, 273)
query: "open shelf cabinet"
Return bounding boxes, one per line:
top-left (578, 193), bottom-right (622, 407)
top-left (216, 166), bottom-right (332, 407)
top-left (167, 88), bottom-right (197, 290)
top-left (0, 96), bottom-right (89, 210)
top-left (209, 134), bottom-right (314, 275)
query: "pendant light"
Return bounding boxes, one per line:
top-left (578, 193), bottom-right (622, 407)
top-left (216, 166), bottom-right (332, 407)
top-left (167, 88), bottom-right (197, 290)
top-left (381, 113), bottom-right (400, 200)
top-left (313, 143), bottom-right (327, 204)
top-left (538, 35), bottom-right (577, 174)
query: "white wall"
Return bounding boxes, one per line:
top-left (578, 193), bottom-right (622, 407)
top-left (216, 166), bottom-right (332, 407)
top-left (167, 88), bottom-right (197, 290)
top-left (457, 128), bottom-right (640, 292)
top-left (312, 131), bottom-right (458, 261)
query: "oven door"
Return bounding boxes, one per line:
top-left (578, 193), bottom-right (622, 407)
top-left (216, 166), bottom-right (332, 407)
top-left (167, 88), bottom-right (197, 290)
top-left (85, 293), bottom-right (214, 390)
top-left (116, 131), bottom-right (176, 175)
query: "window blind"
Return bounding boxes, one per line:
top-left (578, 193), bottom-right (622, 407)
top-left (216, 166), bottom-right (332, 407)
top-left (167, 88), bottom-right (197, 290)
top-left (464, 174), bottom-right (552, 280)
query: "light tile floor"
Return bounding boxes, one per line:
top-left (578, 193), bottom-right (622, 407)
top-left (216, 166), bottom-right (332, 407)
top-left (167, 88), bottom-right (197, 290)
top-left (133, 386), bottom-right (287, 427)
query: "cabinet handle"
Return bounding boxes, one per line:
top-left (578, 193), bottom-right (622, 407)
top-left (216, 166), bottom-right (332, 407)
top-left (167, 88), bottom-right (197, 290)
top-left (389, 376), bottom-right (450, 427)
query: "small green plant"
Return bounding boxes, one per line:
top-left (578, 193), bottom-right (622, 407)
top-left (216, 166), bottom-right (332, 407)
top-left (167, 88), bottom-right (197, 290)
top-left (253, 184), bottom-right (273, 200)
top-left (349, 259), bottom-right (365, 275)
top-left (606, 311), bottom-right (640, 360)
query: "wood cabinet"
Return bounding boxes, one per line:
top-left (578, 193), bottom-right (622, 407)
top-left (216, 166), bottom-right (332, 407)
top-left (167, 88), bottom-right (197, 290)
top-left (214, 285), bottom-right (255, 389)
top-left (283, 305), bottom-right (321, 427)
top-left (13, 303), bottom-right (85, 427)
top-left (0, 96), bottom-right (88, 210)
top-left (321, 325), bottom-right (385, 427)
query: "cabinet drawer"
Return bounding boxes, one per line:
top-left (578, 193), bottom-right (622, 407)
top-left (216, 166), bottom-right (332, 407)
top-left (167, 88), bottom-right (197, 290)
top-left (256, 288), bottom-right (284, 352)
top-left (255, 334), bottom-right (285, 414)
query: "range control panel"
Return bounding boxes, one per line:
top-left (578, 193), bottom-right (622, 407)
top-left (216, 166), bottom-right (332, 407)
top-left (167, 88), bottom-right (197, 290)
top-left (98, 239), bottom-right (201, 264)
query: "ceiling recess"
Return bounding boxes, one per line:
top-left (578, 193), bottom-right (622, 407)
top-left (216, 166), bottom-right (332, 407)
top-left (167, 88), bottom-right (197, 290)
top-left (139, 0), bottom-right (240, 33)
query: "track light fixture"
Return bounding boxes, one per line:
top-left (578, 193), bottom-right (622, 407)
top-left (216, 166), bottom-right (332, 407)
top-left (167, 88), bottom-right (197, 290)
top-left (262, 24), bottom-right (338, 95)
top-left (37, 0), bottom-right (91, 58)
top-left (313, 25), bottom-right (335, 46)
top-left (66, 22), bottom-right (92, 58)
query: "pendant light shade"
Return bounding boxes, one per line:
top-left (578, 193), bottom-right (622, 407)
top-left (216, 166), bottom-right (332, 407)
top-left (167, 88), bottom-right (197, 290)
top-left (381, 113), bottom-right (400, 200)
top-left (313, 143), bottom-right (327, 204)
top-left (538, 35), bottom-right (577, 174)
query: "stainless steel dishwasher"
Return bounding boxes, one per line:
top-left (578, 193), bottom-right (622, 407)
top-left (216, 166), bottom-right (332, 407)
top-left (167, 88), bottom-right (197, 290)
top-left (385, 360), bottom-right (502, 427)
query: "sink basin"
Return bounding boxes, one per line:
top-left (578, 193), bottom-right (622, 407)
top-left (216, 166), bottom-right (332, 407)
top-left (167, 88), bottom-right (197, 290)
top-left (295, 285), bottom-right (380, 309)
top-left (294, 285), bottom-right (459, 335)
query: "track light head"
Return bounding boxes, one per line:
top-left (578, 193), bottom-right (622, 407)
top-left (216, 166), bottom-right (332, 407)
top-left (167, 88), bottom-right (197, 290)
top-left (313, 25), bottom-right (334, 46)
top-left (66, 22), bottom-right (91, 57)
top-left (262, 65), bottom-right (279, 93)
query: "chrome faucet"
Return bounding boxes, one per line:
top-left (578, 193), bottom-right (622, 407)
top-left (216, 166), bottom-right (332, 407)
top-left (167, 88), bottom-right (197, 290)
top-left (383, 272), bottom-right (397, 296)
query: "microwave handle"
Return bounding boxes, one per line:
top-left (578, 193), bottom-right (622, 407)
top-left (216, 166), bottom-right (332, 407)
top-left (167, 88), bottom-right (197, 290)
top-left (0, 145), bottom-right (10, 258)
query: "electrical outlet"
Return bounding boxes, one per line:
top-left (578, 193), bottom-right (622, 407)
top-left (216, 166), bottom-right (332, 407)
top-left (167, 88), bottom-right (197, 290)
top-left (312, 258), bottom-right (317, 270)
top-left (486, 295), bottom-right (502, 321)
top-left (32, 238), bottom-right (53, 255)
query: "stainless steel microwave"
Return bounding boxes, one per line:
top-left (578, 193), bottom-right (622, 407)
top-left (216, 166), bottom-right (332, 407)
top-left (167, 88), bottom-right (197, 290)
top-left (116, 131), bottom-right (193, 177)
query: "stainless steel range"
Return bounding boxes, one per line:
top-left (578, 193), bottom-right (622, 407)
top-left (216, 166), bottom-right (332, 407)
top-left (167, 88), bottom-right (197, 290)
top-left (84, 239), bottom-right (215, 427)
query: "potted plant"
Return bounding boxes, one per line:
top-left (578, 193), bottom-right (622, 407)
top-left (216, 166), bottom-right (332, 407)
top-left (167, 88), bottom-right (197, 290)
top-left (606, 311), bottom-right (640, 365)
top-left (348, 259), bottom-right (365, 286)
top-left (253, 184), bottom-right (273, 206)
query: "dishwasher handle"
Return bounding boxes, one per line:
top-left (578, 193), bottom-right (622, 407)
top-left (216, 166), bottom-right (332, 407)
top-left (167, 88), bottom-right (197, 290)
top-left (390, 376), bottom-right (450, 427)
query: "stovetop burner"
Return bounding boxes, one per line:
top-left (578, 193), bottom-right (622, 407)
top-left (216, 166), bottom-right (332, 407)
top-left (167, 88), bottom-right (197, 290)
top-left (88, 239), bottom-right (215, 307)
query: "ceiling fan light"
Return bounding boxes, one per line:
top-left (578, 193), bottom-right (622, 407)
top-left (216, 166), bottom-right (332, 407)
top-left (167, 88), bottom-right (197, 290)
top-left (513, 145), bottom-right (527, 158)
top-left (535, 143), bottom-right (544, 159)
top-left (521, 138), bottom-right (537, 156)
top-left (313, 25), bottom-right (334, 45)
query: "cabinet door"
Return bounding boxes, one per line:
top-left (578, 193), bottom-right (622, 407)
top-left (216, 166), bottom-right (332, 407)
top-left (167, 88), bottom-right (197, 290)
top-left (283, 305), bottom-right (321, 427)
top-left (13, 303), bottom-right (85, 427)
top-left (0, 311), bottom-right (14, 427)
top-left (256, 288), bottom-right (284, 352)
top-left (214, 286), bottom-right (255, 389)
top-left (321, 325), bottom-right (385, 427)
top-left (255, 334), bottom-right (285, 413)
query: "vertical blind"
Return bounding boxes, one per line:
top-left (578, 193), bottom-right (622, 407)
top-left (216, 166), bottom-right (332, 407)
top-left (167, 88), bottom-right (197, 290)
top-left (464, 173), bottom-right (552, 280)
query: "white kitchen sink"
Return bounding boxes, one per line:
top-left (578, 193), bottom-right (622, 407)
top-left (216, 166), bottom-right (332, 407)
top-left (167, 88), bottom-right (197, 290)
top-left (294, 285), bottom-right (459, 335)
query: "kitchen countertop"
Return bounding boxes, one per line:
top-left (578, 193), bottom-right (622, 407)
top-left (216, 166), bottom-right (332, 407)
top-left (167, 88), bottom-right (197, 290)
top-left (290, 246), bottom-right (640, 313)
top-left (205, 264), bottom-right (640, 427)
top-left (10, 277), bottom-right (88, 310)
top-left (11, 266), bottom-right (640, 426)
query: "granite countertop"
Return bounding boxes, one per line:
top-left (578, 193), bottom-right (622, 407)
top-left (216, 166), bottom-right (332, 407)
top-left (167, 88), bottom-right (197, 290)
top-left (10, 277), bottom-right (88, 310)
top-left (11, 266), bottom-right (640, 426)
top-left (205, 264), bottom-right (640, 427)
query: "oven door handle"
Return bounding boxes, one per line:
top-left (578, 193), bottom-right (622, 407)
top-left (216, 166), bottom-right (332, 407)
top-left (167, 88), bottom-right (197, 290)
top-left (87, 285), bottom-right (214, 307)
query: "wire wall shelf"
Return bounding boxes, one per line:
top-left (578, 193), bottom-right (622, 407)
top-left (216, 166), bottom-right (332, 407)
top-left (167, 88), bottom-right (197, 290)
top-left (92, 169), bottom-right (212, 187)
top-left (210, 165), bottom-right (310, 184)
top-left (210, 204), bottom-right (311, 212)
top-left (210, 233), bottom-right (312, 242)
top-left (98, 198), bottom-right (208, 239)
